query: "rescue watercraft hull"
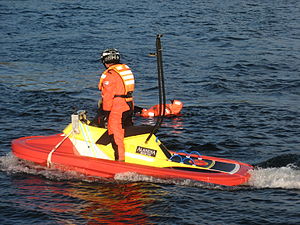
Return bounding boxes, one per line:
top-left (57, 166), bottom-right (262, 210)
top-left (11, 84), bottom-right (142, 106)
top-left (12, 126), bottom-right (252, 186)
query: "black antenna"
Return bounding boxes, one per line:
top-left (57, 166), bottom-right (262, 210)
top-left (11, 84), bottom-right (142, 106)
top-left (146, 34), bottom-right (166, 143)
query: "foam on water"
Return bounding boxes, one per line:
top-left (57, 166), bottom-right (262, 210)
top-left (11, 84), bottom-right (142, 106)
top-left (0, 153), bottom-right (92, 182)
top-left (114, 171), bottom-right (221, 189)
top-left (248, 166), bottom-right (300, 189)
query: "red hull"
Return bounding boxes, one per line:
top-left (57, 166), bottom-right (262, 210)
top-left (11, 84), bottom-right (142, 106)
top-left (11, 134), bottom-right (252, 186)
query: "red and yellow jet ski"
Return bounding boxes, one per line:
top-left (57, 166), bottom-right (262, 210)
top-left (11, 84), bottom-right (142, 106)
top-left (12, 110), bottom-right (252, 186)
top-left (11, 35), bottom-right (253, 186)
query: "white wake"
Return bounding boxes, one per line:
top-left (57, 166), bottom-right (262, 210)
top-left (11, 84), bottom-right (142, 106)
top-left (248, 165), bottom-right (300, 189)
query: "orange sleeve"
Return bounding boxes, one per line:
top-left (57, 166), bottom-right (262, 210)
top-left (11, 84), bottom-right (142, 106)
top-left (101, 70), bottom-right (117, 111)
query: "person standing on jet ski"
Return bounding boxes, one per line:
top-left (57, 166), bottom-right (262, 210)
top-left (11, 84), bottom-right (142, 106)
top-left (96, 48), bottom-right (135, 162)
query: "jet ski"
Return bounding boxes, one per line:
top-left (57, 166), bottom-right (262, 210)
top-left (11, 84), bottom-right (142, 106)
top-left (11, 35), bottom-right (253, 186)
top-left (12, 110), bottom-right (252, 186)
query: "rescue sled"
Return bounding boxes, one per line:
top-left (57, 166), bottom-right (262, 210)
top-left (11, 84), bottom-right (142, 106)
top-left (12, 110), bottom-right (252, 186)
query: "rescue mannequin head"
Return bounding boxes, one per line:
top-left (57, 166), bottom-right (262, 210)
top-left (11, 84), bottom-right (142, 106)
top-left (101, 48), bottom-right (120, 68)
top-left (169, 100), bottom-right (183, 114)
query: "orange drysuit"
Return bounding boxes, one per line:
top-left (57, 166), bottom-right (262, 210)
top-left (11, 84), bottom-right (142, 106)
top-left (98, 64), bottom-right (135, 161)
top-left (140, 100), bottom-right (183, 117)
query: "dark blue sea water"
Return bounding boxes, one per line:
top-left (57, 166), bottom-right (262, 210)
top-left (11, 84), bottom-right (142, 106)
top-left (1, 0), bottom-right (300, 224)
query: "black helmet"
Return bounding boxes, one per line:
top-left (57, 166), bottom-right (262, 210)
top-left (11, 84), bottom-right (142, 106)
top-left (101, 48), bottom-right (120, 64)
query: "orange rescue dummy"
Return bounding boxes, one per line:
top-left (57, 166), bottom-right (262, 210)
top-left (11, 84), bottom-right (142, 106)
top-left (139, 100), bottom-right (183, 117)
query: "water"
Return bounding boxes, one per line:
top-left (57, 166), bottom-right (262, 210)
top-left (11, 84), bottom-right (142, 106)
top-left (1, 0), bottom-right (300, 224)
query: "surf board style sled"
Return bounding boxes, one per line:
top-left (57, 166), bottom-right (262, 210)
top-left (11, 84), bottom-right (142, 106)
top-left (11, 111), bottom-right (253, 186)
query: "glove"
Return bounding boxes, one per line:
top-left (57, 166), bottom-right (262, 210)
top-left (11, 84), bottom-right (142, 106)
top-left (98, 110), bottom-right (110, 128)
top-left (102, 110), bottom-right (110, 121)
top-left (90, 106), bottom-right (110, 128)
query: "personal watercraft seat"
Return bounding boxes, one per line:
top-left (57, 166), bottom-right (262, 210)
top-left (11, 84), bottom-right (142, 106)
top-left (96, 125), bottom-right (154, 145)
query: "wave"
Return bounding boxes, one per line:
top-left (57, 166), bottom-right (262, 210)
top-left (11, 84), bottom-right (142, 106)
top-left (248, 165), bottom-right (300, 189)
top-left (254, 153), bottom-right (300, 168)
top-left (246, 154), bottom-right (300, 189)
top-left (0, 154), bottom-right (96, 182)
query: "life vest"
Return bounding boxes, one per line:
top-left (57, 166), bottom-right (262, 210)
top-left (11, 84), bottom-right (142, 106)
top-left (99, 64), bottom-right (134, 102)
top-left (140, 100), bottom-right (183, 117)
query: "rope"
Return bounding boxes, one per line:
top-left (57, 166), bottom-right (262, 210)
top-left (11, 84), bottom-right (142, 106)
top-left (47, 130), bottom-right (73, 168)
